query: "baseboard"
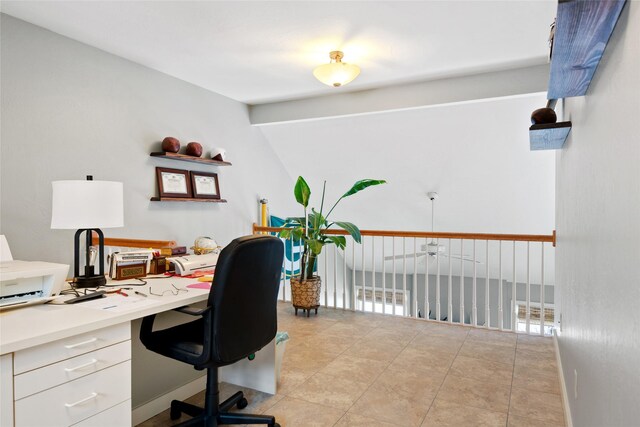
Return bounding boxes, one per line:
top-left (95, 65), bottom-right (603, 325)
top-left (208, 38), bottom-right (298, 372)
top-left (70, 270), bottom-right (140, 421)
top-left (132, 375), bottom-right (206, 426)
top-left (553, 330), bottom-right (573, 427)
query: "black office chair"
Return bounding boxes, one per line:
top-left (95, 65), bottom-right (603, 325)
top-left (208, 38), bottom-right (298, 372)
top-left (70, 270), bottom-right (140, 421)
top-left (140, 235), bottom-right (284, 427)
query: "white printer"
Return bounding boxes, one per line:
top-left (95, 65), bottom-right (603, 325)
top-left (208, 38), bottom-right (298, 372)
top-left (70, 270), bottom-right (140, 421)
top-left (0, 260), bottom-right (69, 310)
top-left (168, 253), bottom-right (219, 276)
top-left (0, 236), bottom-right (69, 310)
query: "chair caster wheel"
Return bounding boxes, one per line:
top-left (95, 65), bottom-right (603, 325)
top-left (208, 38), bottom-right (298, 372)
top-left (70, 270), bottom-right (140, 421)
top-left (169, 406), bottom-right (181, 420)
top-left (270, 423), bottom-right (280, 427)
top-left (237, 397), bottom-right (248, 409)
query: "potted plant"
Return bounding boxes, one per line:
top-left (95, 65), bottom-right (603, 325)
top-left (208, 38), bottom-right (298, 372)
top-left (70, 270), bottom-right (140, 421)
top-left (279, 176), bottom-right (386, 316)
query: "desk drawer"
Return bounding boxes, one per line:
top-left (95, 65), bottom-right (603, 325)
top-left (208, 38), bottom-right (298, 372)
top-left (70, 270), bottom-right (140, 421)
top-left (73, 399), bottom-right (131, 427)
top-left (15, 360), bottom-right (131, 427)
top-left (15, 341), bottom-right (131, 399)
top-left (14, 323), bottom-right (130, 374)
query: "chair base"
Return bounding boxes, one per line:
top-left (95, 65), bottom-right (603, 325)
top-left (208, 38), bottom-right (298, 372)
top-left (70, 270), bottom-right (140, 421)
top-left (169, 369), bottom-right (279, 427)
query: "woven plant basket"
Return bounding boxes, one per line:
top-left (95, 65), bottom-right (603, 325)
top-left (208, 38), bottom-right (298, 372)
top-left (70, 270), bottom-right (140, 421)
top-left (290, 276), bottom-right (321, 315)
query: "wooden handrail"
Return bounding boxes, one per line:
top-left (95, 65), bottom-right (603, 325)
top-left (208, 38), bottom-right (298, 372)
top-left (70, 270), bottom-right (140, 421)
top-left (91, 232), bottom-right (176, 248)
top-left (253, 224), bottom-right (556, 244)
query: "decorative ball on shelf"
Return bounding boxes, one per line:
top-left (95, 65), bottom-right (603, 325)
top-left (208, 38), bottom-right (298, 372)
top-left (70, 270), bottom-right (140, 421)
top-left (531, 108), bottom-right (557, 125)
top-left (210, 147), bottom-right (227, 162)
top-left (191, 236), bottom-right (220, 255)
top-left (162, 137), bottom-right (180, 153)
top-left (186, 142), bottom-right (203, 157)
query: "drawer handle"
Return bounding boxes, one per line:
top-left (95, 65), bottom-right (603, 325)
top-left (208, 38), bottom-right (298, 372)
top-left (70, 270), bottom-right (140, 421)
top-left (64, 358), bottom-right (98, 372)
top-left (64, 337), bottom-right (98, 349)
top-left (64, 392), bottom-right (98, 408)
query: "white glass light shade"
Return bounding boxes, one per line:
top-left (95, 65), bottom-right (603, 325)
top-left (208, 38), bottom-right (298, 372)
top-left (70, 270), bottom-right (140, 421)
top-left (313, 62), bottom-right (361, 87)
top-left (51, 180), bottom-right (124, 229)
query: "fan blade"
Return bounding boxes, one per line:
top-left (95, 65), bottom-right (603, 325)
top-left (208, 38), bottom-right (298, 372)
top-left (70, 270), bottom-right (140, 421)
top-left (384, 253), bottom-right (427, 261)
top-left (444, 253), bottom-right (483, 264)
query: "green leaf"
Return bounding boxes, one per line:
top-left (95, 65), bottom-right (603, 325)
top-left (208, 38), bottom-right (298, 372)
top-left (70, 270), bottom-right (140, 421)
top-left (308, 239), bottom-right (323, 255)
top-left (326, 236), bottom-right (347, 250)
top-left (309, 209), bottom-right (326, 230)
top-left (291, 228), bottom-right (305, 240)
top-left (278, 228), bottom-right (293, 239)
top-left (341, 179), bottom-right (386, 198)
top-left (335, 221), bottom-right (362, 243)
top-left (294, 176), bottom-right (311, 207)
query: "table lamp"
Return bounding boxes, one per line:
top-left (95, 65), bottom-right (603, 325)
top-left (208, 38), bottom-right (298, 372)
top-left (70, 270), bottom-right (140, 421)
top-left (51, 176), bottom-right (124, 288)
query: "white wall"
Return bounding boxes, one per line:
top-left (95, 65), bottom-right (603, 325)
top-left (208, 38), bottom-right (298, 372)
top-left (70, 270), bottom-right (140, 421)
top-left (260, 94), bottom-right (556, 236)
top-left (555, 3), bottom-right (640, 426)
top-left (0, 14), bottom-right (295, 407)
top-left (0, 14), bottom-right (296, 266)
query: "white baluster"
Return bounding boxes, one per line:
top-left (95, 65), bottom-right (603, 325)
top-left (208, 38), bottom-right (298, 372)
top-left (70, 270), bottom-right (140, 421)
top-left (425, 238), bottom-right (430, 320)
top-left (448, 238), bottom-right (453, 324)
top-left (460, 239), bottom-right (464, 325)
top-left (352, 238), bottom-right (356, 311)
top-left (512, 241), bottom-right (517, 332)
top-left (499, 241), bottom-right (503, 330)
top-left (361, 236), bottom-right (366, 312)
top-left (392, 236), bottom-right (396, 316)
top-left (472, 240), bottom-right (477, 327)
top-left (372, 237), bottom-right (376, 313)
top-left (324, 243), bottom-right (328, 308)
top-left (485, 240), bottom-right (490, 329)
top-left (436, 240), bottom-right (441, 322)
top-left (342, 243), bottom-right (347, 310)
top-left (402, 237), bottom-right (407, 317)
top-left (540, 243), bottom-right (545, 336)
top-left (526, 241), bottom-right (531, 334)
top-left (413, 238), bottom-right (418, 318)
top-left (333, 244), bottom-right (337, 309)
top-left (382, 237), bottom-right (386, 315)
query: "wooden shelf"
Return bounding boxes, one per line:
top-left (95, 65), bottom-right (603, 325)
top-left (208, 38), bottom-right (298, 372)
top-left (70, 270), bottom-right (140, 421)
top-left (529, 121), bottom-right (572, 151)
top-left (150, 152), bottom-right (232, 166)
top-left (150, 197), bottom-right (228, 203)
top-left (547, 0), bottom-right (627, 99)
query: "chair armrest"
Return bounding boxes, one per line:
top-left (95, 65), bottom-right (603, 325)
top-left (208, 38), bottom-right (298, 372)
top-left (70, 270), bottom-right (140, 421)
top-left (174, 305), bottom-right (211, 316)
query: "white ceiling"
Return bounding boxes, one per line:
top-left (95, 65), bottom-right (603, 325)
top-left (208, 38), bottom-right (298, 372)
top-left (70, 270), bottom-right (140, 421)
top-left (1, 1), bottom-right (556, 104)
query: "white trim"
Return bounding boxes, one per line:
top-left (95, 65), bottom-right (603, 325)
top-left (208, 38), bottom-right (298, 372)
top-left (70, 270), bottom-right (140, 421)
top-left (553, 330), bottom-right (572, 427)
top-left (132, 375), bottom-right (206, 426)
top-left (251, 91), bottom-right (548, 127)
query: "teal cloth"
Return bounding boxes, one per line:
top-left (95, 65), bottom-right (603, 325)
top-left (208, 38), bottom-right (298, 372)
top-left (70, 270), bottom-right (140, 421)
top-left (275, 331), bottom-right (289, 345)
top-left (270, 215), bottom-right (316, 278)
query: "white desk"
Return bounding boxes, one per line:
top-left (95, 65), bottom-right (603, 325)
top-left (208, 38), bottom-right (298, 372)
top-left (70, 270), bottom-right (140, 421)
top-left (0, 276), bottom-right (277, 426)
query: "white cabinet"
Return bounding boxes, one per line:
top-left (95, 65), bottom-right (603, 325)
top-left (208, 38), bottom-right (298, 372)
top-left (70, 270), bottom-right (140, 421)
top-left (9, 323), bottom-right (132, 427)
top-left (0, 354), bottom-right (13, 426)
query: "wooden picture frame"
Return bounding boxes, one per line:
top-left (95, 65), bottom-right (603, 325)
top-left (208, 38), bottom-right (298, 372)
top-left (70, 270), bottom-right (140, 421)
top-left (190, 171), bottom-right (221, 199)
top-left (156, 167), bottom-right (192, 198)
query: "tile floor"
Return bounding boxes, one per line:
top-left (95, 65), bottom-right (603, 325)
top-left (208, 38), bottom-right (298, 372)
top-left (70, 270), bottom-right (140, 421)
top-left (137, 302), bottom-right (565, 427)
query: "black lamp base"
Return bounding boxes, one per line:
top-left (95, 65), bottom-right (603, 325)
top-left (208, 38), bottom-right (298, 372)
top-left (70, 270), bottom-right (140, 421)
top-left (74, 275), bottom-right (107, 289)
top-left (74, 228), bottom-right (107, 289)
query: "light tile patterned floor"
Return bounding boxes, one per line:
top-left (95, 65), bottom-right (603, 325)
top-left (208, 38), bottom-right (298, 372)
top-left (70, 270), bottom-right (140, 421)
top-left (137, 302), bottom-right (565, 427)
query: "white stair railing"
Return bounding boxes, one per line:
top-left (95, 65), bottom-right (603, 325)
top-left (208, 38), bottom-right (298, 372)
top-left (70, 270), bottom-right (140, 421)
top-left (254, 225), bottom-right (556, 336)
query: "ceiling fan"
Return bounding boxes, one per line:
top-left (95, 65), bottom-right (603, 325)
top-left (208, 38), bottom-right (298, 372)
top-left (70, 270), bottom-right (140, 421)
top-left (384, 192), bottom-right (481, 264)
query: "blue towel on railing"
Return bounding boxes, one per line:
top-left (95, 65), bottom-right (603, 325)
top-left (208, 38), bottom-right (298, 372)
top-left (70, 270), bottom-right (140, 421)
top-left (270, 215), bottom-right (316, 278)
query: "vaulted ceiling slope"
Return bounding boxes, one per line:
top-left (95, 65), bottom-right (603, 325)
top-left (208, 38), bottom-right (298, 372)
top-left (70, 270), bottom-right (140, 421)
top-left (1, 1), bottom-right (556, 104)
top-left (260, 94), bottom-right (555, 236)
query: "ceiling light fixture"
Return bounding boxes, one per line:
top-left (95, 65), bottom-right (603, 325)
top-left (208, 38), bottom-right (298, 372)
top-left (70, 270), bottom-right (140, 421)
top-left (313, 51), bottom-right (360, 87)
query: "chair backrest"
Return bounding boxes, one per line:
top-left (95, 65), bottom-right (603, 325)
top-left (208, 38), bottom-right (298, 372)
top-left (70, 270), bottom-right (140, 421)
top-left (208, 234), bottom-right (284, 365)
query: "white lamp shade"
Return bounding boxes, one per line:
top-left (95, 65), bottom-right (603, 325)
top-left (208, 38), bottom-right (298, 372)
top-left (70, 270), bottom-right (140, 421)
top-left (51, 180), bottom-right (124, 229)
top-left (313, 62), bottom-right (361, 87)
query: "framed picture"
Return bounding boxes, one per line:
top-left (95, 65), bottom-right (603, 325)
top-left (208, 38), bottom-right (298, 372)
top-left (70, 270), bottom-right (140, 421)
top-left (190, 171), bottom-right (221, 199)
top-left (156, 167), bottom-right (192, 198)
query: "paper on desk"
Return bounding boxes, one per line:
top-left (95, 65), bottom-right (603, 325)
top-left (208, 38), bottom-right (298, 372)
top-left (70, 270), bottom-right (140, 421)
top-left (79, 294), bottom-right (161, 312)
